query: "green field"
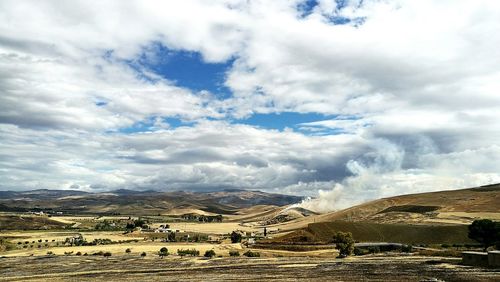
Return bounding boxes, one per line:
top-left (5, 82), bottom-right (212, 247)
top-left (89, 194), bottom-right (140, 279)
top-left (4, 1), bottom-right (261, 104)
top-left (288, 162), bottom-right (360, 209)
top-left (308, 221), bottom-right (476, 245)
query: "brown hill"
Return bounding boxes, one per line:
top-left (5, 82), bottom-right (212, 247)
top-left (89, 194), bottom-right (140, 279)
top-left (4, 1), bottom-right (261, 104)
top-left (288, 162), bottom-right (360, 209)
top-left (0, 189), bottom-right (302, 216)
top-left (271, 183), bottom-right (500, 232)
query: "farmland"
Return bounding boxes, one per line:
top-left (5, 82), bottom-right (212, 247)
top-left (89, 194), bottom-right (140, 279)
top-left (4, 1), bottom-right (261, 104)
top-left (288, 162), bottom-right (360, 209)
top-left (1, 185), bottom-right (499, 281)
top-left (0, 254), bottom-right (498, 281)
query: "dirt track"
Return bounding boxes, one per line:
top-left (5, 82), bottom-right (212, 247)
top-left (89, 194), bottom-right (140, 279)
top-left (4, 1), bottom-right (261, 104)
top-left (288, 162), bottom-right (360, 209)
top-left (0, 255), bottom-right (498, 281)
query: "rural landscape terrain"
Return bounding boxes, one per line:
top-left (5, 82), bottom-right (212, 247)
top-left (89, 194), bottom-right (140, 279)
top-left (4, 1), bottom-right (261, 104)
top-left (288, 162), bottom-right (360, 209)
top-left (1, 184), bottom-right (499, 281)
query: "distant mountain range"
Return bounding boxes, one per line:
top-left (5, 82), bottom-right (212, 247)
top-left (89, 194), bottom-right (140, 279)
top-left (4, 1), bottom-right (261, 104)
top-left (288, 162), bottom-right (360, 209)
top-left (0, 189), bottom-right (303, 216)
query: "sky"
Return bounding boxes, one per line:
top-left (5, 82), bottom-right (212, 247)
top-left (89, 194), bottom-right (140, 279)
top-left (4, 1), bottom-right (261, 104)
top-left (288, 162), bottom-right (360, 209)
top-left (1, 0), bottom-right (500, 211)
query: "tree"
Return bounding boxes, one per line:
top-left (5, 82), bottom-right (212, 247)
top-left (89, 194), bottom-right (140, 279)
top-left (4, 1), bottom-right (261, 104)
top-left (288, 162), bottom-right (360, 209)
top-left (158, 247), bottom-right (169, 258)
top-left (204, 250), bottom-right (216, 258)
top-left (332, 231), bottom-right (355, 258)
top-left (230, 231), bottom-right (242, 243)
top-left (468, 219), bottom-right (500, 251)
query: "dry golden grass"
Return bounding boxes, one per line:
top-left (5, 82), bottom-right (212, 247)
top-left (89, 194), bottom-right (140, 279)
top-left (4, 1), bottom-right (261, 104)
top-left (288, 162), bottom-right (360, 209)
top-left (2, 241), bottom-right (244, 257)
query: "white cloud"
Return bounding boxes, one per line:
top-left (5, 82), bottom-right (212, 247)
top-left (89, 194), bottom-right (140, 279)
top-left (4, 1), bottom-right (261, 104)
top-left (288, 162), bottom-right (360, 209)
top-left (0, 1), bottom-right (499, 211)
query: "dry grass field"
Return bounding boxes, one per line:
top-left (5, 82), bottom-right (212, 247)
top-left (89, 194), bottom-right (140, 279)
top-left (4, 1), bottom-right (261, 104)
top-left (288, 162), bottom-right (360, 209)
top-left (0, 254), bottom-right (498, 281)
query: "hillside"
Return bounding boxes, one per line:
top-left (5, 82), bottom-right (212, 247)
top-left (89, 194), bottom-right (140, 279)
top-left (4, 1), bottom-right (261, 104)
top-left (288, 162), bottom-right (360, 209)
top-left (0, 189), bottom-right (302, 216)
top-left (265, 183), bottom-right (500, 245)
top-left (270, 183), bottom-right (500, 232)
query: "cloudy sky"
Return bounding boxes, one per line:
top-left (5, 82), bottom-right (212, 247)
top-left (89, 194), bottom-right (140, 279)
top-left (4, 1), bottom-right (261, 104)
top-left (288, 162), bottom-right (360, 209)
top-left (1, 0), bottom-right (499, 210)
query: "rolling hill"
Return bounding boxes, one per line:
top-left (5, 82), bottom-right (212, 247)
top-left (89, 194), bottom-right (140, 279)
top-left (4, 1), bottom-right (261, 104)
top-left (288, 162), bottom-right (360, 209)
top-left (0, 189), bottom-right (303, 216)
top-left (266, 183), bottom-right (500, 244)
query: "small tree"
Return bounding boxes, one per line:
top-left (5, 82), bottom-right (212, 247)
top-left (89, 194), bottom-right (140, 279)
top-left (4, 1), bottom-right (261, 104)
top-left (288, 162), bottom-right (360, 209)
top-left (204, 250), bottom-right (216, 258)
top-left (158, 247), bottom-right (169, 258)
top-left (332, 231), bottom-right (355, 258)
top-left (231, 231), bottom-right (242, 243)
top-left (468, 219), bottom-right (500, 251)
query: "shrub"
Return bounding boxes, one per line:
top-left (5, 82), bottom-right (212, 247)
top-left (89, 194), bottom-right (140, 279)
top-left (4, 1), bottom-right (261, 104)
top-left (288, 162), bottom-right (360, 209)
top-left (231, 231), bottom-right (242, 243)
top-left (332, 231), bottom-right (355, 258)
top-left (125, 248), bottom-right (132, 253)
top-left (64, 251), bottom-right (73, 256)
top-left (76, 251), bottom-right (82, 256)
top-left (177, 248), bottom-right (199, 257)
top-left (401, 245), bottom-right (413, 253)
top-left (367, 246), bottom-right (380, 254)
top-left (92, 251), bottom-right (104, 256)
top-left (204, 250), bottom-right (216, 258)
top-left (103, 252), bottom-right (112, 257)
top-left (46, 251), bottom-right (54, 255)
top-left (141, 252), bottom-right (147, 258)
top-left (158, 247), bottom-right (169, 258)
top-left (229, 250), bottom-right (240, 257)
top-left (243, 250), bottom-right (260, 257)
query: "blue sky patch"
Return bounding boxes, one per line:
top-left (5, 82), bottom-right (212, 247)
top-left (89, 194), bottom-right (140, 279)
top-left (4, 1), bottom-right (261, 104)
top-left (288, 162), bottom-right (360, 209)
top-left (127, 43), bottom-right (233, 99)
top-left (297, 0), bottom-right (319, 18)
top-left (234, 112), bottom-right (336, 132)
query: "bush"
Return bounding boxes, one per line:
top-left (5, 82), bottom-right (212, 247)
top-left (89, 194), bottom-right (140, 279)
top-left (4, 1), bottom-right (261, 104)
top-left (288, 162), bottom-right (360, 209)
top-left (158, 247), bottom-right (169, 258)
top-left (204, 250), bottom-right (216, 258)
top-left (332, 231), bottom-right (355, 258)
top-left (141, 252), bottom-right (147, 258)
top-left (177, 248), bottom-right (199, 257)
top-left (64, 251), bottom-right (73, 256)
top-left (468, 219), bottom-right (500, 250)
top-left (46, 251), bottom-right (54, 256)
top-left (243, 250), bottom-right (260, 257)
top-left (402, 244), bottom-right (413, 253)
top-left (231, 231), bottom-right (242, 243)
top-left (367, 246), bottom-right (380, 254)
top-left (76, 251), bottom-right (82, 256)
top-left (229, 250), bottom-right (240, 257)
top-left (125, 248), bottom-right (132, 253)
top-left (103, 252), bottom-right (112, 257)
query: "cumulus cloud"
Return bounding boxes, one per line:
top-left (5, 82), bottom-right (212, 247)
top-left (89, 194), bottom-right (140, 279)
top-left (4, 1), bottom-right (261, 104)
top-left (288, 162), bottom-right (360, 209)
top-left (0, 0), bottom-right (499, 212)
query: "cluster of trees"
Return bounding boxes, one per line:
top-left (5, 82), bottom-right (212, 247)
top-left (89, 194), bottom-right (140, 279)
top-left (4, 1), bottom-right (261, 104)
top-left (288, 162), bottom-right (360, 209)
top-left (181, 214), bottom-right (223, 223)
top-left (63, 235), bottom-right (113, 246)
top-left (468, 219), bottom-right (500, 250)
top-left (125, 218), bottom-right (148, 230)
top-left (94, 220), bottom-right (121, 231)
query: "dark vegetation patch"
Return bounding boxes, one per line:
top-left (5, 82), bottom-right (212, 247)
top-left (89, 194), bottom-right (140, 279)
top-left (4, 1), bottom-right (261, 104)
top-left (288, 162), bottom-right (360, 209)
top-left (307, 221), bottom-right (475, 245)
top-left (378, 205), bottom-right (440, 214)
top-left (474, 183), bottom-right (500, 192)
